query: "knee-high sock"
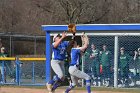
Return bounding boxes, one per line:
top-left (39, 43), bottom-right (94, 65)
top-left (86, 80), bottom-right (91, 93)
top-left (65, 84), bottom-right (75, 93)
top-left (48, 75), bottom-right (61, 85)
top-left (52, 80), bottom-right (62, 91)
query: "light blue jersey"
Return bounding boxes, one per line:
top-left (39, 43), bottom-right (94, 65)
top-left (70, 48), bottom-right (81, 65)
top-left (52, 41), bottom-right (69, 61)
top-left (67, 48), bottom-right (91, 93)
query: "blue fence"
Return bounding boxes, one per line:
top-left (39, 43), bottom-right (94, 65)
top-left (0, 57), bottom-right (46, 86)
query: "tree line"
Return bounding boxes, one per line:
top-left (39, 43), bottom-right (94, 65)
top-left (0, 0), bottom-right (140, 35)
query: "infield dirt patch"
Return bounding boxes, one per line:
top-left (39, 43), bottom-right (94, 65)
top-left (0, 87), bottom-right (132, 93)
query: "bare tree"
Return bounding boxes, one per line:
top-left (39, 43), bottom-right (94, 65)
top-left (55, 0), bottom-right (113, 24)
top-left (33, 0), bottom-right (112, 24)
top-left (120, 0), bottom-right (140, 23)
top-left (1, 0), bottom-right (140, 35)
top-left (0, 0), bottom-right (22, 33)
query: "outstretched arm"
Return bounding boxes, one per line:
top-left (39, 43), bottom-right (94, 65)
top-left (53, 32), bottom-right (67, 48)
top-left (80, 32), bottom-right (89, 52)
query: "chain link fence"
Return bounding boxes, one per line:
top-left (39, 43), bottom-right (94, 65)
top-left (20, 61), bottom-right (46, 85)
top-left (0, 34), bottom-right (46, 85)
top-left (83, 35), bottom-right (140, 88)
top-left (1, 33), bottom-right (140, 88)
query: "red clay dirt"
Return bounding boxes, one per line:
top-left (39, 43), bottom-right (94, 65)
top-left (0, 87), bottom-right (130, 93)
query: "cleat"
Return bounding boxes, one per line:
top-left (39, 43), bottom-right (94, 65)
top-left (46, 83), bottom-right (52, 92)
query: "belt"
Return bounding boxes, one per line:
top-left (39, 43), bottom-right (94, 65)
top-left (70, 64), bottom-right (79, 67)
top-left (53, 59), bottom-right (64, 61)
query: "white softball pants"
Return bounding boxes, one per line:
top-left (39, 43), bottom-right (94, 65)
top-left (51, 60), bottom-right (65, 79)
top-left (69, 65), bottom-right (91, 86)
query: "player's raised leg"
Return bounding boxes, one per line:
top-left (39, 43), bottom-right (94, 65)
top-left (64, 75), bottom-right (76, 93)
top-left (70, 66), bottom-right (91, 93)
top-left (47, 60), bottom-right (64, 92)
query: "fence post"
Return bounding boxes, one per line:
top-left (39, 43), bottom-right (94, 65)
top-left (81, 54), bottom-right (85, 87)
top-left (16, 57), bottom-right (20, 85)
top-left (2, 61), bottom-right (5, 84)
top-left (114, 36), bottom-right (119, 88)
top-left (32, 62), bottom-right (35, 84)
top-left (46, 31), bottom-right (51, 82)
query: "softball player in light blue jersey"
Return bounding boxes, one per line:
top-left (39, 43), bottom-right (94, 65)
top-left (64, 33), bottom-right (93, 93)
top-left (47, 32), bottom-right (69, 93)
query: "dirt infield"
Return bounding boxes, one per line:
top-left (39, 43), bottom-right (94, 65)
top-left (0, 87), bottom-right (136, 93)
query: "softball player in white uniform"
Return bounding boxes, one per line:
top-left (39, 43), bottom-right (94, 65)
top-left (47, 32), bottom-right (69, 93)
top-left (64, 33), bottom-right (92, 93)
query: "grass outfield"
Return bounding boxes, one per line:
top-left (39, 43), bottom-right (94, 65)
top-left (1, 85), bottom-right (140, 93)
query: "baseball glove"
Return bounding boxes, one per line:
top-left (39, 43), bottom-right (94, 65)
top-left (68, 24), bottom-right (76, 34)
